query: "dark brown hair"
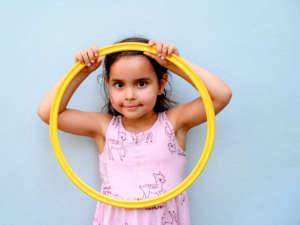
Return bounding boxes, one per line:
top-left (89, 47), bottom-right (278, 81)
top-left (97, 35), bottom-right (178, 116)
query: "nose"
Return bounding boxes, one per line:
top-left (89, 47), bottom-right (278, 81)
top-left (125, 86), bottom-right (136, 100)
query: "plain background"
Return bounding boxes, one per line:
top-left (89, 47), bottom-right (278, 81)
top-left (1, 0), bottom-right (299, 224)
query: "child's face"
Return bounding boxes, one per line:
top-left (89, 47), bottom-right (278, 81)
top-left (106, 56), bottom-right (167, 119)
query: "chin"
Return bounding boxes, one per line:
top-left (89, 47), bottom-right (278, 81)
top-left (121, 110), bottom-right (144, 119)
top-left (122, 110), bottom-right (150, 120)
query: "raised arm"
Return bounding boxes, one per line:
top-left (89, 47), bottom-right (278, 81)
top-left (37, 46), bottom-right (109, 139)
top-left (168, 55), bottom-right (232, 129)
top-left (143, 40), bottom-right (232, 132)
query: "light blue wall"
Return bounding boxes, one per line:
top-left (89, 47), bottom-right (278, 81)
top-left (1, 0), bottom-right (299, 224)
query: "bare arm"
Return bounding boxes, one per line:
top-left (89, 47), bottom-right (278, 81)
top-left (168, 56), bottom-right (232, 130)
top-left (169, 56), bottom-right (232, 105)
top-left (144, 40), bottom-right (232, 132)
top-left (37, 45), bottom-right (108, 138)
top-left (37, 72), bottom-right (89, 122)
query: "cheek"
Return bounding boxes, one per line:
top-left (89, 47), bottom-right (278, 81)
top-left (139, 89), bottom-right (158, 105)
top-left (110, 90), bottom-right (122, 105)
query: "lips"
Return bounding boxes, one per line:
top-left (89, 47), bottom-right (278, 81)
top-left (124, 105), bottom-right (140, 109)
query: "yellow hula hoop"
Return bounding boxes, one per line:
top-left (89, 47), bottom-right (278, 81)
top-left (49, 42), bottom-right (216, 209)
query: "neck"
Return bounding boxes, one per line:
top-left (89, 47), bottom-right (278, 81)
top-left (121, 110), bottom-right (158, 133)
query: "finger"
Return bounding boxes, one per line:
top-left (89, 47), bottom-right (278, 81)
top-left (96, 56), bottom-right (104, 64)
top-left (156, 41), bottom-right (163, 56)
top-left (161, 44), bottom-right (169, 60)
top-left (148, 40), bottom-right (156, 46)
top-left (75, 52), bottom-right (85, 64)
top-left (174, 47), bottom-right (179, 56)
top-left (92, 45), bottom-right (99, 57)
top-left (89, 56), bottom-right (103, 71)
top-left (167, 45), bottom-right (176, 58)
top-left (143, 51), bottom-right (157, 59)
top-left (82, 50), bottom-right (91, 66)
top-left (87, 48), bottom-right (95, 65)
top-left (143, 52), bottom-right (162, 63)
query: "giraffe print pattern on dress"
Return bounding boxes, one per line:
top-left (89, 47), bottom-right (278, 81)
top-left (161, 211), bottom-right (178, 224)
top-left (130, 132), bottom-right (141, 144)
top-left (94, 112), bottom-right (190, 224)
top-left (165, 123), bottom-right (177, 154)
top-left (139, 171), bottom-right (167, 200)
top-left (130, 132), bottom-right (154, 144)
top-left (107, 131), bottom-right (127, 161)
top-left (163, 113), bottom-right (187, 157)
top-left (145, 131), bottom-right (153, 143)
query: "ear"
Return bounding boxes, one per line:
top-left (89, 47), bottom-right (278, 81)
top-left (158, 73), bottom-right (168, 95)
top-left (105, 77), bottom-right (109, 86)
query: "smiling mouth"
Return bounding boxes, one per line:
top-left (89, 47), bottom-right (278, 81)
top-left (124, 105), bottom-right (140, 109)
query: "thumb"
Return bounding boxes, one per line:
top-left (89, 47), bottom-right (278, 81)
top-left (89, 56), bottom-right (104, 71)
top-left (95, 56), bottom-right (104, 65)
top-left (143, 52), bottom-right (159, 60)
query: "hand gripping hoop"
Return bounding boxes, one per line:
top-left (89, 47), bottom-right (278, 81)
top-left (49, 42), bottom-right (216, 208)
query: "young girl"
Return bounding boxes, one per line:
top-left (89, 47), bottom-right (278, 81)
top-left (37, 36), bottom-right (232, 225)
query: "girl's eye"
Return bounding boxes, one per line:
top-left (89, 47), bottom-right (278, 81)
top-left (115, 83), bottom-right (123, 88)
top-left (137, 82), bottom-right (146, 87)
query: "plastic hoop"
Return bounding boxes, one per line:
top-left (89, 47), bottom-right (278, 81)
top-left (49, 42), bottom-right (216, 208)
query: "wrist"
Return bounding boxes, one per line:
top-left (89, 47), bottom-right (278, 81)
top-left (78, 71), bottom-right (91, 77)
top-left (168, 62), bottom-right (185, 77)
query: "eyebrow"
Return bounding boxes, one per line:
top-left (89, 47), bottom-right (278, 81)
top-left (110, 77), bottom-right (152, 82)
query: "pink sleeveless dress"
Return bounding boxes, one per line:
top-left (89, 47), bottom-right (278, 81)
top-left (93, 111), bottom-right (190, 225)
